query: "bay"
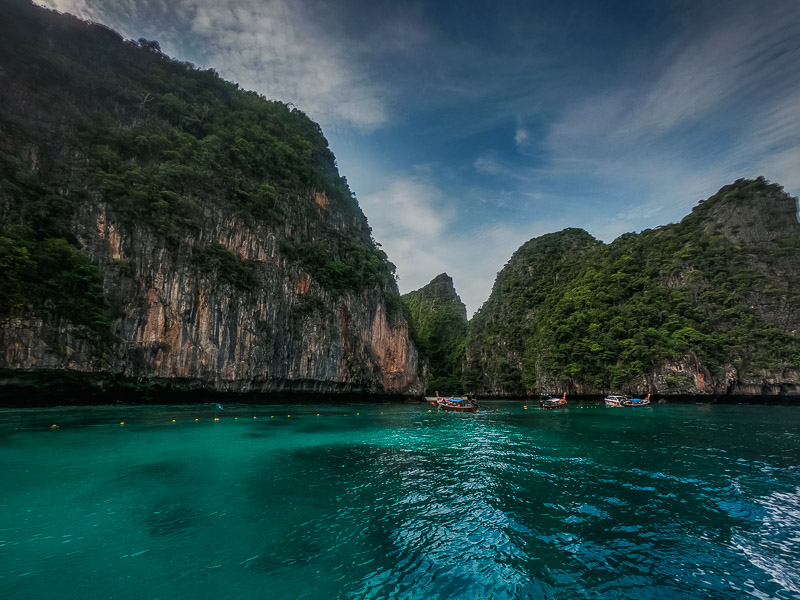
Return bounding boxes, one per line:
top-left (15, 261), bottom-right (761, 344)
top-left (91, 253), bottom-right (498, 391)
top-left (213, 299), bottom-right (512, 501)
top-left (0, 402), bottom-right (798, 599)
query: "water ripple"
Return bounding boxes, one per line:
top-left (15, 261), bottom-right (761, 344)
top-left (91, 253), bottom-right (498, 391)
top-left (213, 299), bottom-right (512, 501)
top-left (0, 403), bottom-right (799, 599)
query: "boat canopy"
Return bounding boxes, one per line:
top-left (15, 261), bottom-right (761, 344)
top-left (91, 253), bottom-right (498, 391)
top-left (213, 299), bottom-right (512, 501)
top-left (447, 398), bottom-right (464, 403)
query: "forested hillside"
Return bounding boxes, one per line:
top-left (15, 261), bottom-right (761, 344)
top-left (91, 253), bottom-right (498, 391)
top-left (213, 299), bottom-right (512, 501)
top-left (0, 0), bottom-right (422, 398)
top-left (401, 274), bottom-right (467, 395)
top-left (465, 178), bottom-right (800, 397)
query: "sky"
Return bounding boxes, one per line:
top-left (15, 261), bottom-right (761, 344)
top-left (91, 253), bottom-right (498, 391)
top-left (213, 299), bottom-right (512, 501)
top-left (38, 0), bottom-right (800, 316)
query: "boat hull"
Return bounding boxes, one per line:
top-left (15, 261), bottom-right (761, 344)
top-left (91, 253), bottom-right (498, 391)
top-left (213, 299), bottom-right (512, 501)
top-left (540, 400), bottom-right (566, 409)
top-left (623, 399), bottom-right (651, 407)
top-left (438, 404), bottom-right (479, 413)
top-left (623, 394), bottom-right (652, 407)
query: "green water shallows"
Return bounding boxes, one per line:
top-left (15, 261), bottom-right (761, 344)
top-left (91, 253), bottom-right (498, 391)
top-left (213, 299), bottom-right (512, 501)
top-left (0, 403), bottom-right (798, 600)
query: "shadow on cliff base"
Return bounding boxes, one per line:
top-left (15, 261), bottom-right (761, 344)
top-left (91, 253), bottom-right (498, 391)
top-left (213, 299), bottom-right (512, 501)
top-left (0, 370), bottom-right (421, 407)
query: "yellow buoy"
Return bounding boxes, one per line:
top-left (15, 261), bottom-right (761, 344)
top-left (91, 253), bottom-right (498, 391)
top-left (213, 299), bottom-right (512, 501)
top-left (287, 414), bottom-right (291, 418)
top-left (270, 416), bottom-right (274, 419)
top-left (214, 417), bottom-right (220, 421)
top-left (254, 416), bottom-right (258, 419)
top-left (428, 409), bottom-right (432, 413)
top-left (171, 419), bottom-right (176, 422)
top-left (523, 406), bottom-right (528, 410)
top-left (316, 413), bottom-right (320, 416)
top-left (120, 422), bottom-right (125, 426)
top-left (195, 418), bottom-right (199, 422)
top-left (234, 417), bottom-right (238, 420)
top-left (51, 424), bottom-right (59, 429)
top-left (356, 412), bottom-right (360, 416)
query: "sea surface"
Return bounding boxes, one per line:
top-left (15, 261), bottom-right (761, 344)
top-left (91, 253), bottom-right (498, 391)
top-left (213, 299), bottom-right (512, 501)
top-left (1, 401), bottom-right (799, 600)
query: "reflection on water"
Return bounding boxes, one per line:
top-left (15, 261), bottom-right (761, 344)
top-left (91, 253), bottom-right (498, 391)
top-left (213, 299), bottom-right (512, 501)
top-left (0, 403), bottom-right (799, 599)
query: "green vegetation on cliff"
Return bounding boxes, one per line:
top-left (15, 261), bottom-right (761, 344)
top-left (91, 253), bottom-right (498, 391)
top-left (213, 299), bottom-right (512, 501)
top-left (402, 274), bottom-right (468, 395)
top-left (465, 228), bottom-right (601, 394)
top-left (466, 178), bottom-right (800, 395)
top-left (0, 151), bottom-right (112, 338)
top-left (0, 0), bottom-right (399, 337)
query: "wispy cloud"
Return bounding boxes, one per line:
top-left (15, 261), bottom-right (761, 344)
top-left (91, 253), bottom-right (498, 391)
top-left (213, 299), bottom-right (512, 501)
top-left (549, 2), bottom-right (800, 154)
top-left (37, 0), bottom-right (389, 130)
top-left (514, 116), bottom-right (529, 146)
top-left (474, 153), bottom-right (533, 182)
top-left (360, 173), bottom-right (556, 315)
top-left (360, 177), bottom-right (453, 238)
top-left (536, 0), bottom-right (800, 232)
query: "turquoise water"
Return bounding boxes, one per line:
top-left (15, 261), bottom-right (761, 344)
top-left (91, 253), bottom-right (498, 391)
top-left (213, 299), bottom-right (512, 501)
top-left (1, 402), bottom-right (799, 600)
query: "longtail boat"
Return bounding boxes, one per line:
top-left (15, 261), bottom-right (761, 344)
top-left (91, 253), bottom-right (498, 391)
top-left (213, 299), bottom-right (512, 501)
top-left (540, 393), bottom-right (567, 409)
top-left (426, 393), bottom-right (479, 413)
top-left (623, 393), bottom-right (651, 407)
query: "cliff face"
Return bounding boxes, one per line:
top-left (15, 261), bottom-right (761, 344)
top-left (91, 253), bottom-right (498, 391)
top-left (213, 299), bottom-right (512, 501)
top-left (401, 273), bottom-right (467, 395)
top-left (0, 1), bottom-right (423, 396)
top-left (2, 200), bottom-right (421, 394)
top-left (465, 179), bottom-right (800, 398)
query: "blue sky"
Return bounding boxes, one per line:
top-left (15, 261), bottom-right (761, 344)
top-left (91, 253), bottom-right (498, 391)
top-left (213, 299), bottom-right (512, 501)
top-left (40, 0), bottom-right (800, 315)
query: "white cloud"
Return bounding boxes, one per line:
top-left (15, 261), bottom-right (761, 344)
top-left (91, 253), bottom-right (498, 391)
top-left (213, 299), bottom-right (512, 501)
top-left (760, 148), bottom-right (800, 194)
top-left (360, 175), bottom-right (559, 316)
top-left (515, 126), bottom-right (529, 146)
top-left (361, 177), bottom-right (452, 238)
top-left (455, 222), bottom-right (552, 316)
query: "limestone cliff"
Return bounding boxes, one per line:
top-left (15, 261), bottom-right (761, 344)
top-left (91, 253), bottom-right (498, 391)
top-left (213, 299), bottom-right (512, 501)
top-left (0, 1), bottom-right (423, 397)
top-left (465, 179), bottom-right (800, 398)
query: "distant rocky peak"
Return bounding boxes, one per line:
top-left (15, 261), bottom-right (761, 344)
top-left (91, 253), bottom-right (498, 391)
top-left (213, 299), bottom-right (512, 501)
top-left (404, 273), bottom-right (467, 320)
top-left (427, 272), bottom-right (458, 295)
top-left (694, 177), bottom-right (800, 245)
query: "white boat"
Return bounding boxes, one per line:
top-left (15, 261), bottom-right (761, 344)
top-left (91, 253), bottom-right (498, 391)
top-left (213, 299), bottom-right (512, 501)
top-left (540, 393), bottom-right (567, 409)
top-left (604, 394), bottom-right (627, 407)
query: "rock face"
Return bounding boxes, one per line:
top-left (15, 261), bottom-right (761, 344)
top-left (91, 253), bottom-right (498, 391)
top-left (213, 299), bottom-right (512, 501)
top-left (465, 179), bottom-right (800, 398)
top-left (1, 201), bottom-right (422, 394)
top-left (401, 273), bottom-right (467, 395)
top-left (0, 1), bottom-right (423, 397)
